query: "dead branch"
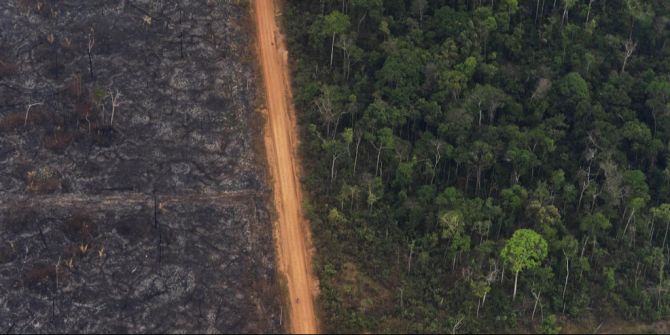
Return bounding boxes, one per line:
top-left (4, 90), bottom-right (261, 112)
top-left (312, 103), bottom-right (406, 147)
top-left (108, 89), bottom-right (123, 126)
top-left (24, 102), bottom-right (44, 126)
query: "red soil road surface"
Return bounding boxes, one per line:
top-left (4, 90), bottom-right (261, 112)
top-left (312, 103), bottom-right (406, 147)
top-left (254, 1), bottom-right (319, 333)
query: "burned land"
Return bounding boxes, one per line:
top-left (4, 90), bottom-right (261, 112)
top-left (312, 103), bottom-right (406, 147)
top-left (0, 0), bottom-right (281, 333)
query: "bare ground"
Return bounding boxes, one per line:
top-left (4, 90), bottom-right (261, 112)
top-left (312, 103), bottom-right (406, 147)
top-left (254, 0), bottom-right (319, 333)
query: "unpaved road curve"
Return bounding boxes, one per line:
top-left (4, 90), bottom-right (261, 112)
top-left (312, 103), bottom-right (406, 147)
top-left (254, 1), bottom-right (319, 333)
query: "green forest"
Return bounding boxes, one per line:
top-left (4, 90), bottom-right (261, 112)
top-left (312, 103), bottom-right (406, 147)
top-left (282, 0), bottom-right (670, 332)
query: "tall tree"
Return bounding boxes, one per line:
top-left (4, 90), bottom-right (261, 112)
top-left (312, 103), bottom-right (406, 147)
top-left (501, 229), bottom-right (548, 301)
top-left (324, 11), bottom-right (351, 68)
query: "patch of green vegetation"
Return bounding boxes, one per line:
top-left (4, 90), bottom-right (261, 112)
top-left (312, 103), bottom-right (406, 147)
top-left (284, 0), bottom-right (670, 333)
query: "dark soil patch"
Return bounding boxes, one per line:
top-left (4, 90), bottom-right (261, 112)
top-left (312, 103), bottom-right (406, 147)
top-left (62, 214), bottom-right (97, 243)
top-left (0, 244), bottom-right (16, 264)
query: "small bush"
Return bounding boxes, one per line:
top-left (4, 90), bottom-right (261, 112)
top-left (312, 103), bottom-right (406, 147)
top-left (91, 125), bottom-right (116, 147)
top-left (26, 166), bottom-right (61, 194)
top-left (540, 315), bottom-right (561, 334)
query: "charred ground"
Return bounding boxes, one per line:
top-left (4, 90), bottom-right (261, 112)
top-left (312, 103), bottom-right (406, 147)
top-left (0, 0), bottom-right (281, 333)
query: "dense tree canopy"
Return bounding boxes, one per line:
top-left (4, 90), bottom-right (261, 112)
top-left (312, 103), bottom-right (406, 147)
top-left (284, 0), bottom-right (670, 332)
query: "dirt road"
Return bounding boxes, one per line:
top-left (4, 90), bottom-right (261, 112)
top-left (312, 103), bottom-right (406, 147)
top-left (254, 1), bottom-right (319, 333)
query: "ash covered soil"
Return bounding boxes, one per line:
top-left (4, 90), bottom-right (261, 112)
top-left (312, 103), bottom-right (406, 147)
top-left (0, 0), bottom-right (281, 333)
